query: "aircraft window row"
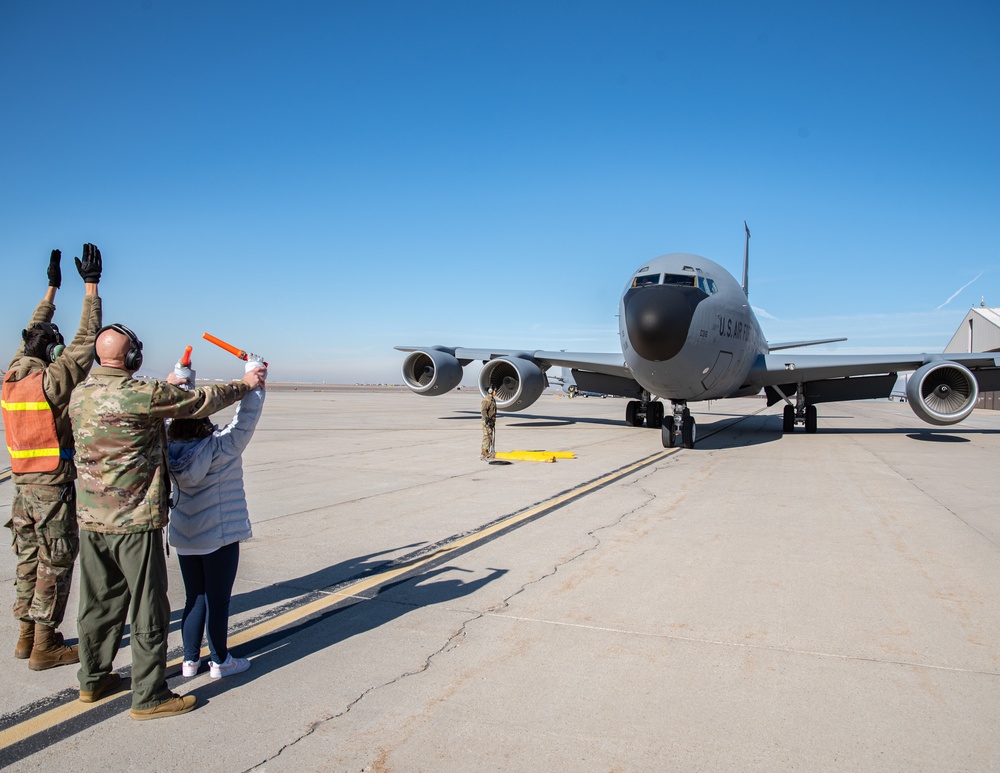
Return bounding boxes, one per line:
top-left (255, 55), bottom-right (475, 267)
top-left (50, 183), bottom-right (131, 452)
top-left (630, 273), bottom-right (719, 293)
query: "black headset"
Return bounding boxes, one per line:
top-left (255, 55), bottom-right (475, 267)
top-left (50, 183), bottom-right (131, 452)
top-left (95, 323), bottom-right (144, 371)
top-left (22, 322), bottom-right (65, 363)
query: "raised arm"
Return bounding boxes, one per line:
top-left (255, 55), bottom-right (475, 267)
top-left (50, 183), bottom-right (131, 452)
top-left (43, 245), bottom-right (103, 403)
top-left (7, 250), bottom-right (60, 368)
top-left (214, 387), bottom-right (266, 460)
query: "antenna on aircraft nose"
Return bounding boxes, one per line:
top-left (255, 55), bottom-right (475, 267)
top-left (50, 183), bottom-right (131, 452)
top-left (742, 221), bottom-right (751, 297)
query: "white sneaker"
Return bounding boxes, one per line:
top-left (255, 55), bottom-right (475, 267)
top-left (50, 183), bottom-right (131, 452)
top-left (209, 654), bottom-right (250, 679)
top-left (181, 660), bottom-right (200, 677)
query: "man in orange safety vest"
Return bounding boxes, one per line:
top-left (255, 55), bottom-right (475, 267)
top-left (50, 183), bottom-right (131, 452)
top-left (2, 246), bottom-right (102, 670)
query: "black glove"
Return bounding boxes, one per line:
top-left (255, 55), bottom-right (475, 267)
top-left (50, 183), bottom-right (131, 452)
top-left (75, 243), bottom-right (102, 284)
top-left (47, 249), bottom-right (61, 289)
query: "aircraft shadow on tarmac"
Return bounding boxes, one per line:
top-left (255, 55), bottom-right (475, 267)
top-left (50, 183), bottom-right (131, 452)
top-left (442, 409), bottom-right (785, 446)
top-left (182, 565), bottom-right (507, 702)
top-left (441, 410), bottom-right (625, 428)
top-left (817, 424), bottom-right (997, 440)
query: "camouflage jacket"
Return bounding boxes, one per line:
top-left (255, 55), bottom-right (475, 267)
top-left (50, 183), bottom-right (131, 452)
top-left (4, 295), bottom-right (102, 486)
top-left (481, 395), bottom-right (496, 424)
top-left (69, 367), bottom-right (252, 533)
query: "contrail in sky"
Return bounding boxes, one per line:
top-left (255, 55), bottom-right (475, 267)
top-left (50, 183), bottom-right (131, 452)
top-left (936, 272), bottom-right (983, 310)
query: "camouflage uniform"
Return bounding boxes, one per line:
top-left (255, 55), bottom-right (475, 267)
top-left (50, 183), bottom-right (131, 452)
top-left (69, 367), bottom-right (251, 710)
top-left (4, 296), bottom-right (102, 627)
top-left (481, 392), bottom-right (496, 457)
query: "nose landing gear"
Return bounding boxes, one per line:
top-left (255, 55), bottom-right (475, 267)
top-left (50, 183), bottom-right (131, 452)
top-left (661, 401), bottom-right (696, 449)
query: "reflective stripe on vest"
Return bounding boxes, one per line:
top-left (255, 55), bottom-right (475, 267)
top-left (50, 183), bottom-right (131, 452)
top-left (1, 370), bottom-right (62, 473)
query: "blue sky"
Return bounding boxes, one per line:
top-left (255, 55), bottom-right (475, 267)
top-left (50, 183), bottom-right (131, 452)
top-left (2, 1), bottom-right (997, 384)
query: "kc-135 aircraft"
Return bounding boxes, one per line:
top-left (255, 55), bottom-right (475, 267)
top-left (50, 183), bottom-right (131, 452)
top-left (397, 226), bottom-right (1000, 449)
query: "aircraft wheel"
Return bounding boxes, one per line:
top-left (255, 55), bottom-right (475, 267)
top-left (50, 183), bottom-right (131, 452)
top-left (661, 422), bottom-right (675, 448)
top-left (681, 410), bottom-right (696, 449)
top-left (625, 400), bottom-right (643, 427)
top-left (647, 401), bottom-right (664, 429)
top-left (782, 405), bottom-right (795, 433)
top-left (805, 404), bottom-right (818, 434)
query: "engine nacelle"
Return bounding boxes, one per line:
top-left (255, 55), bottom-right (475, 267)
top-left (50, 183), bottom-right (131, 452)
top-left (479, 357), bottom-right (547, 412)
top-left (400, 348), bottom-right (464, 396)
top-left (906, 361), bottom-right (979, 426)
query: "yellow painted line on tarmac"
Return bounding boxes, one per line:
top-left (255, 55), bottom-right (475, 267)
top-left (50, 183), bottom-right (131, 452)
top-left (494, 450), bottom-right (576, 463)
top-left (0, 468), bottom-right (11, 484)
top-left (0, 445), bottom-right (677, 752)
top-left (0, 678), bottom-right (127, 749)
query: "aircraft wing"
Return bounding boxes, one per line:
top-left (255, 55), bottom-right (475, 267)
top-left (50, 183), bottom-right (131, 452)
top-left (395, 346), bottom-right (645, 404)
top-left (748, 351), bottom-right (1000, 388)
top-left (766, 337), bottom-right (847, 351)
top-left (395, 347), bottom-right (632, 379)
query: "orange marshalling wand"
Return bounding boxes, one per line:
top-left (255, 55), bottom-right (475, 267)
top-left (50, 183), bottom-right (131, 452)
top-left (202, 333), bottom-right (268, 367)
top-left (179, 345), bottom-right (193, 367)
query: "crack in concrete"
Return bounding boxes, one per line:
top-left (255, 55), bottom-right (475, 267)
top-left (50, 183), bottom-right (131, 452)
top-left (242, 468), bottom-right (664, 771)
top-left (243, 595), bottom-right (469, 772)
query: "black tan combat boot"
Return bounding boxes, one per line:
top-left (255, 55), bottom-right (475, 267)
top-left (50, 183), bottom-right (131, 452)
top-left (28, 623), bottom-right (79, 671)
top-left (15, 620), bottom-right (34, 659)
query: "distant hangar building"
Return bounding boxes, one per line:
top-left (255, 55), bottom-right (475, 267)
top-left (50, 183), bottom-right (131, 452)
top-left (944, 305), bottom-right (1000, 410)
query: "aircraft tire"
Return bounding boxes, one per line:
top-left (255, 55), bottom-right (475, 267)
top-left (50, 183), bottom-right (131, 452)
top-left (681, 410), bottom-right (696, 449)
top-left (647, 401), bottom-right (664, 429)
top-left (661, 422), bottom-right (674, 448)
top-left (625, 400), bottom-right (643, 427)
top-left (805, 404), bottom-right (818, 434)
top-left (782, 405), bottom-right (795, 433)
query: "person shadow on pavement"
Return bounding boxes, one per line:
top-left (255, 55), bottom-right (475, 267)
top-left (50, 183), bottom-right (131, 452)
top-left (181, 564), bottom-right (508, 704)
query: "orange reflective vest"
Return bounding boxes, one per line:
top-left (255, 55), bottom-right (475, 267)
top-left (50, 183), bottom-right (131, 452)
top-left (2, 370), bottom-right (64, 473)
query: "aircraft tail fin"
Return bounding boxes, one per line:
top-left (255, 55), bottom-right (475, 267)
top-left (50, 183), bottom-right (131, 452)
top-left (742, 221), bottom-right (750, 297)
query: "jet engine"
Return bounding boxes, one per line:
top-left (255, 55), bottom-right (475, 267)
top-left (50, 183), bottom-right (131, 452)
top-left (905, 361), bottom-right (979, 426)
top-left (479, 357), bottom-right (547, 411)
top-left (400, 348), bottom-right (464, 395)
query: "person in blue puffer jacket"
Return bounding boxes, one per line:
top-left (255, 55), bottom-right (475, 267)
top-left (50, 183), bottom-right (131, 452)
top-left (166, 368), bottom-right (265, 680)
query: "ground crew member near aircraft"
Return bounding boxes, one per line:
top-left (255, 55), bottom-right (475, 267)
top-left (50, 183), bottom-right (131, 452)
top-left (2, 246), bottom-right (102, 670)
top-left (481, 386), bottom-right (497, 459)
top-left (69, 326), bottom-right (266, 719)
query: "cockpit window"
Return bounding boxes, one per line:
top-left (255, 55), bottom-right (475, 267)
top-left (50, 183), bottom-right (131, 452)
top-left (663, 273), bottom-right (696, 287)
top-left (632, 272), bottom-right (718, 291)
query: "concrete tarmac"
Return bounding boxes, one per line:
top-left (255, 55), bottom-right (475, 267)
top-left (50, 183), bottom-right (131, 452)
top-left (1, 389), bottom-right (998, 771)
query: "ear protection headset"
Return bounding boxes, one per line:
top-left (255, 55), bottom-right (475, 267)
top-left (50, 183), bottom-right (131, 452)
top-left (22, 322), bottom-right (65, 363)
top-left (95, 323), bottom-right (144, 371)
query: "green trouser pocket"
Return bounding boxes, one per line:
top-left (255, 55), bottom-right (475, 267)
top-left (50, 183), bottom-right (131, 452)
top-left (37, 485), bottom-right (80, 568)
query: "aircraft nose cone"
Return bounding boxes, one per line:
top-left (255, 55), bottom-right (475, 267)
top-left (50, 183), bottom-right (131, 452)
top-left (624, 285), bottom-right (707, 361)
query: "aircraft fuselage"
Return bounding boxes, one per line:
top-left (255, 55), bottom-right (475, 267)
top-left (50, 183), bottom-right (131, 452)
top-left (619, 253), bottom-right (767, 401)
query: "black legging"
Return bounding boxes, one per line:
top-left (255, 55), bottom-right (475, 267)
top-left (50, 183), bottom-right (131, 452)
top-left (176, 541), bottom-right (240, 664)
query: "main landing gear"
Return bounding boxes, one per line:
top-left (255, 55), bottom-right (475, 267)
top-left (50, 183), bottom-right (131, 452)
top-left (780, 390), bottom-right (817, 434)
top-left (625, 395), bottom-right (664, 429)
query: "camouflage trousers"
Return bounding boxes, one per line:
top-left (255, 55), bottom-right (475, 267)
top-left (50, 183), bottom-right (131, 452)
top-left (77, 529), bottom-right (172, 710)
top-left (7, 483), bottom-right (79, 627)
top-left (482, 422), bottom-right (495, 456)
